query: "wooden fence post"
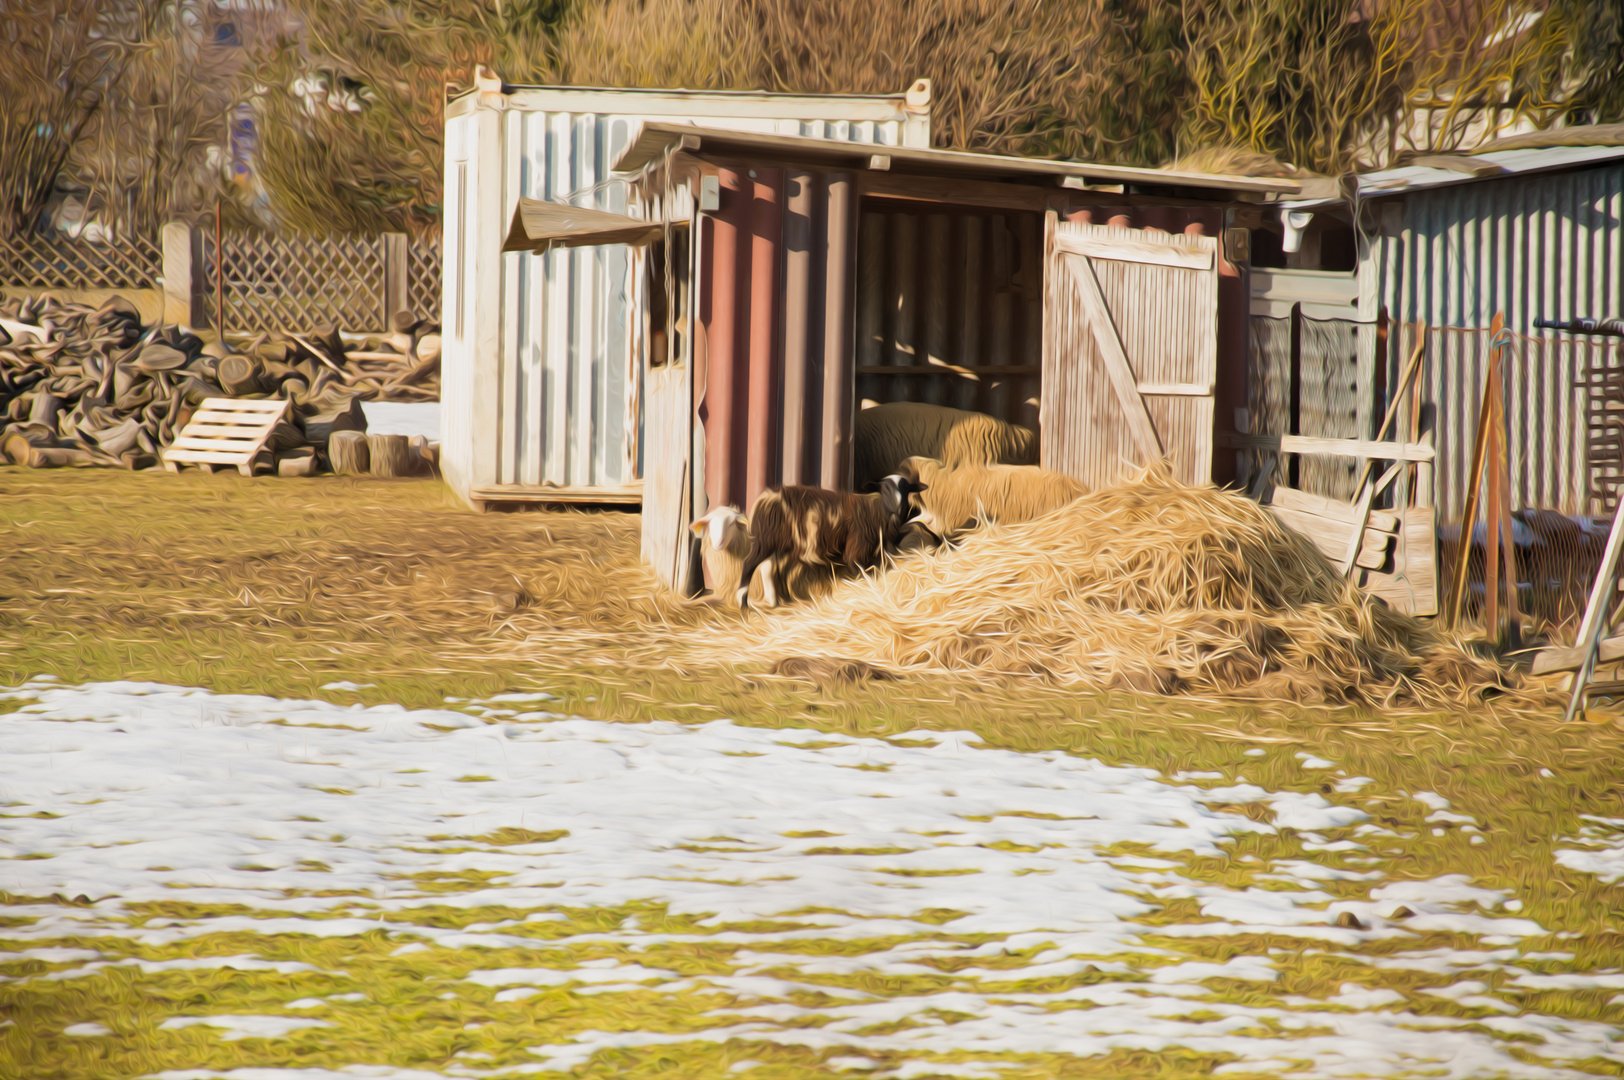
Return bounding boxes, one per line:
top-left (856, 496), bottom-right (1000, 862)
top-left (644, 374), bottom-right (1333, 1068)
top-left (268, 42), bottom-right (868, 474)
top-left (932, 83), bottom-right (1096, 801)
top-left (383, 232), bottom-right (409, 330)
top-left (162, 221), bottom-right (207, 327)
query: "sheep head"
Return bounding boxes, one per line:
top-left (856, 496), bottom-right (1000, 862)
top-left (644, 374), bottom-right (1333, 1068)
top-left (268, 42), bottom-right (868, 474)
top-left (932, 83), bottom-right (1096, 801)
top-left (691, 505), bottom-right (748, 552)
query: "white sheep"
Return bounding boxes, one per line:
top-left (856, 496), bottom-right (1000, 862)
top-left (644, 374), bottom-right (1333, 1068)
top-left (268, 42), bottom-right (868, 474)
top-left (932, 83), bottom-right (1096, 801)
top-left (895, 455), bottom-right (1088, 541)
top-left (853, 402), bottom-right (1037, 491)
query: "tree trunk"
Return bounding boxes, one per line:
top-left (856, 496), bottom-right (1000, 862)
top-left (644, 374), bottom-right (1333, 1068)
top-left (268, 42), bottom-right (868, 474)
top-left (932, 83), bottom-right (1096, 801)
top-left (367, 433), bottom-right (419, 477)
top-left (329, 429), bottom-right (370, 475)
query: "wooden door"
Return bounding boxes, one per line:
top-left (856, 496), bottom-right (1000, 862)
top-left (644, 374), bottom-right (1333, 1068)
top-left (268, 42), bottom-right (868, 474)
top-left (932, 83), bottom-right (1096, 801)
top-left (1041, 217), bottom-right (1220, 488)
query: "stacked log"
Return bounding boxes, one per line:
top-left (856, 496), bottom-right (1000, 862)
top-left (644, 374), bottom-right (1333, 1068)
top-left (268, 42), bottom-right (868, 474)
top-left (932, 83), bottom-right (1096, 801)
top-left (0, 294), bottom-right (441, 474)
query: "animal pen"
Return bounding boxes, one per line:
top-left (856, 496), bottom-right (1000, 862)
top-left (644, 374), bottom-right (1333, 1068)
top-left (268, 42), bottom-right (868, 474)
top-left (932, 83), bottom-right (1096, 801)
top-left (438, 80), bottom-right (931, 512)
top-left (501, 123), bottom-right (1317, 597)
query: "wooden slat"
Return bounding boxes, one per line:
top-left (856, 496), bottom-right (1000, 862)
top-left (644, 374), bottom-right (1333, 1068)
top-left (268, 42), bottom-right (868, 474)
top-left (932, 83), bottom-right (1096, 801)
top-left (190, 411), bottom-right (279, 427)
top-left (179, 423), bottom-right (282, 439)
top-left (1054, 231), bottom-right (1214, 271)
top-left (1219, 432), bottom-right (1435, 462)
top-left (1137, 382), bottom-right (1214, 397)
top-left (163, 448), bottom-right (269, 464)
top-left (1061, 251), bottom-right (1162, 461)
top-left (168, 436), bottom-right (264, 453)
top-left (1269, 504), bottom-right (1357, 561)
top-left (1532, 636), bottom-right (1624, 676)
top-left (1271, 484), bottom-right (1399, 533)
top-left (195, 398), bottom-right (287, 413)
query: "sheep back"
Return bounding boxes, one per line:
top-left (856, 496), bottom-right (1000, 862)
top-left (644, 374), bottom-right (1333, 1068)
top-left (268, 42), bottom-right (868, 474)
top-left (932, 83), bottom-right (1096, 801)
top-left (853, 402), bottom-right (1036, 490)
top-left (899, 456), bottom-right (1087, 539)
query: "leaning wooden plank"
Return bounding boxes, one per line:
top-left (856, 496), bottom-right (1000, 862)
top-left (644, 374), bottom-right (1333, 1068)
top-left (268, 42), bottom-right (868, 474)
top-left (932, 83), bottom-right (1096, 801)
top-left (1061, 251), bottom-right (1162, 462)
top-left (1563, 492), bottom-right (1624, 719)
top-left (193, 399), bottom-right (287, 413)
top-left (1268, 504), bottom-right (1357, 562)
top-left (1533, 635), bottom-right (1624, 676)
top-left (1272, 485), bottom-right (1399, 533)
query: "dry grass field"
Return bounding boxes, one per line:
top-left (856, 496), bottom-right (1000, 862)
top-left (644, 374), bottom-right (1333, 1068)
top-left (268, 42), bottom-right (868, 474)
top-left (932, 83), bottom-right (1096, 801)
top-left (5, 467), bottom-right (1624, 1079)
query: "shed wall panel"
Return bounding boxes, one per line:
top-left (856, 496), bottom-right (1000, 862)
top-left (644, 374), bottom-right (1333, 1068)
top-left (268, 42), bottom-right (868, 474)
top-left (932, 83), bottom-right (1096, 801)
top-left (443, 88), bottom-right (919, 507)
top-left (1373, 162), bottom-right (1624, 520)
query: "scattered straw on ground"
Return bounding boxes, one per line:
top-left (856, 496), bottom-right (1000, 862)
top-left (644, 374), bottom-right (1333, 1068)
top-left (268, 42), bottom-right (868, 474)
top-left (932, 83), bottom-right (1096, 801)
top-left (686, 465), bottom-right (1522, 708)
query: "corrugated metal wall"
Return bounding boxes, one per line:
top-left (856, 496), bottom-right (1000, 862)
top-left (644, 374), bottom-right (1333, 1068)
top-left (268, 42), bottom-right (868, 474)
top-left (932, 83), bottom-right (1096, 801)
top-left (697, 166), bottom-right (856, 523)
top-left (853, 204), bottom-right (1044, 436)
top-left (1373, 162), bottom-right (1624, 520)
top-left (441, 87), bottom-right (920, 505)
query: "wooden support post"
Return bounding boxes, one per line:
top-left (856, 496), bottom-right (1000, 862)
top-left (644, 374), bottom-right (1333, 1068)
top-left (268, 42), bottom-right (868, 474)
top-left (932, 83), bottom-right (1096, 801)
top-left (1490, 359), bottom-right (1520, 647)
top-left (1448, 314), bottom-right (1504, 627)
top-left (383, 232), bottom-right (409, 331)
top-left (1288, 301), bottom-right (1302, 490)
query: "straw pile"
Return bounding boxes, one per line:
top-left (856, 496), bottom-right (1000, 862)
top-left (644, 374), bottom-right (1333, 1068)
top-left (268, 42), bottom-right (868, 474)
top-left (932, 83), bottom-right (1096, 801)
top-left (698, 465), bottom-right (1513, 706)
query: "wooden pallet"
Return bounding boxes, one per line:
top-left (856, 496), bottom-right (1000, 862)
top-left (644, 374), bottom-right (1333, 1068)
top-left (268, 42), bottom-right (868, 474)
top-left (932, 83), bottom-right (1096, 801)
top-left (162, 398), bottom-right (288, 476)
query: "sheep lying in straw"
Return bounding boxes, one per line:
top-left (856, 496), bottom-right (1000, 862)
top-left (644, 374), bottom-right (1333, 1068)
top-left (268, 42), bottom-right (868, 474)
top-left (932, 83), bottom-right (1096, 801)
top-left (853, 402), bottom-right (1036, 491)
top-left (895, 455), bottom-right (1088, 542)
top-left (737, 475), bottom-right (926, 612)
top-left (693, 463), bottom-right (1515, 706)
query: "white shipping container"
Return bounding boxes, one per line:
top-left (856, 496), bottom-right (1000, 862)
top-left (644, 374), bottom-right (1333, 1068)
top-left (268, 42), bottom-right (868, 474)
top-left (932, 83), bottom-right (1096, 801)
top-left (440, 82), bottom-right (931, 508)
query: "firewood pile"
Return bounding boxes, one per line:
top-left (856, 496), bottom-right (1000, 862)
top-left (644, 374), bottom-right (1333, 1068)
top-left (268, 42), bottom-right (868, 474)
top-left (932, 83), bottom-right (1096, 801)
top-left (0, 295), bottom-right (442, 474)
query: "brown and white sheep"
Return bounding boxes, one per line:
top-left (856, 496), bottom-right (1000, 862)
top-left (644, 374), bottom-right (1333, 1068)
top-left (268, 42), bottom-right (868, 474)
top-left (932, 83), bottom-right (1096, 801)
top-left (736, 475), bottom-right (926, 611)
top-left (853, 402), bottom-right (1037, 491)
top-left (690, 504), bottom-right (835, 607)
top-left (895, 456), bottom-right (1088, 541)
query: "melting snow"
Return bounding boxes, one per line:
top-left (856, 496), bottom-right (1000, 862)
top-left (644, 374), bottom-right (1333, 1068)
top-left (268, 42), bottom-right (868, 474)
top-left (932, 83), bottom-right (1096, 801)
top-left (0, 680), bottom-right (1614, 1078)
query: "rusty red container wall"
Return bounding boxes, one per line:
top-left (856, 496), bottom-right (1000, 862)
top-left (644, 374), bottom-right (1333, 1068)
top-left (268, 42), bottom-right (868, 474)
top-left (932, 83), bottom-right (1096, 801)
top-left (697, 166), bottom-right (857, 520)
top-left (1066, 204), bottom-right (1246, 485)
top-left (853, 203), bottom-right (1045, 436)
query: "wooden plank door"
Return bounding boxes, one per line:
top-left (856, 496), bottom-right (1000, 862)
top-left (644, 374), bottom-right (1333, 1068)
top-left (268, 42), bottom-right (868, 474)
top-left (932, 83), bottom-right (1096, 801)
top-left (1041, 216), bottom-right (1220, 488)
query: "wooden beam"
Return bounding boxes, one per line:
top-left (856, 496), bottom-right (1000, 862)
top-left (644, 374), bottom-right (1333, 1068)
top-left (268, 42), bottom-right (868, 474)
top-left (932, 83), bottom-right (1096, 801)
top-left (1054, 231), bottom-right (1213, 271)
top-left (855, 364), bottom-right (1040, 377)
top-left (1217, 432), bottom-right (1435, 462)
top-left (1137, 381), bottom-right (1214, 397)
top-left (1062, 251), bottom-right (1162, 461)
top-left (861, 172), bottom-right (1052, 213)
top-left (469, 484), bottom-right (643, 506)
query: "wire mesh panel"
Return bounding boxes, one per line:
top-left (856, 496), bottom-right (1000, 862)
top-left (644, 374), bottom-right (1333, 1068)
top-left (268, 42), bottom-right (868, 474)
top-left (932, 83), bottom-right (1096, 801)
top-left (205, 232), bottom-right (387, 333)
top-left (407, 236), bottom-right (441, 325)
top-left (0, 230), bottom-right (161, 290)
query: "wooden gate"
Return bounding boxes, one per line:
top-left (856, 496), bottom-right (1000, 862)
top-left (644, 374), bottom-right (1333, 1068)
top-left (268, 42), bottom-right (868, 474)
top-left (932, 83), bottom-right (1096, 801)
top-left (1041, 216), bottom-right (1219, 487)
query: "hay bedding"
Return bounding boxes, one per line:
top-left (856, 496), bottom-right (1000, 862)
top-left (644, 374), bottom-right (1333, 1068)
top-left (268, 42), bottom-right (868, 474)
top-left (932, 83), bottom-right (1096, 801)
top-left (694, 466), bottom-right (1510, 706)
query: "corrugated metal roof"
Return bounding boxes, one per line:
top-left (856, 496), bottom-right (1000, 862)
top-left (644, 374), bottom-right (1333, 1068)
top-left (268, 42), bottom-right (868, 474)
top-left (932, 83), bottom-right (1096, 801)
top-left (612, 122), bottom-right (1303, 197)
top-left (447, 84), bottom-right (922, 123)
top-left (1358, 145), bottom-right (1624, 197)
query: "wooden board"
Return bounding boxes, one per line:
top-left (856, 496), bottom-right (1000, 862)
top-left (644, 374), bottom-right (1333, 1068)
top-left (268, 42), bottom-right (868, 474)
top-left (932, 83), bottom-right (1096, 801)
top-left (471, 483), bottom-right (644, 506)
top-left (1054, 230), bottom-right (1214, 270)
top-left (1219, 432), bottom-right (1435, 463)
top-left (161, 398), bottom-right (287, 476)
top-left (1533, 635), bottom-right (1624, 676)
top-left (1271, 484), bottom-right (1399, 534)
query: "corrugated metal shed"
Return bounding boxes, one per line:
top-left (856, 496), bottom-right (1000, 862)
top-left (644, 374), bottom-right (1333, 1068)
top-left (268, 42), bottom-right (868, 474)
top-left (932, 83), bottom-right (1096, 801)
top-left (440, 83), bottom-right (931, 510)
top-left (1359, 147), bottom-right (1624, 521)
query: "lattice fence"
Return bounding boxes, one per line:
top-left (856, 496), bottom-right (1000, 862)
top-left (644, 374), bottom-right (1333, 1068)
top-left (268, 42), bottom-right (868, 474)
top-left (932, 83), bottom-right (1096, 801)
top-left (206, 232), bottom-right (388, 333)
top-left (0, 230), bottom-right (161, 290)
top-left (408, 236), bottom-right (441, 324)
